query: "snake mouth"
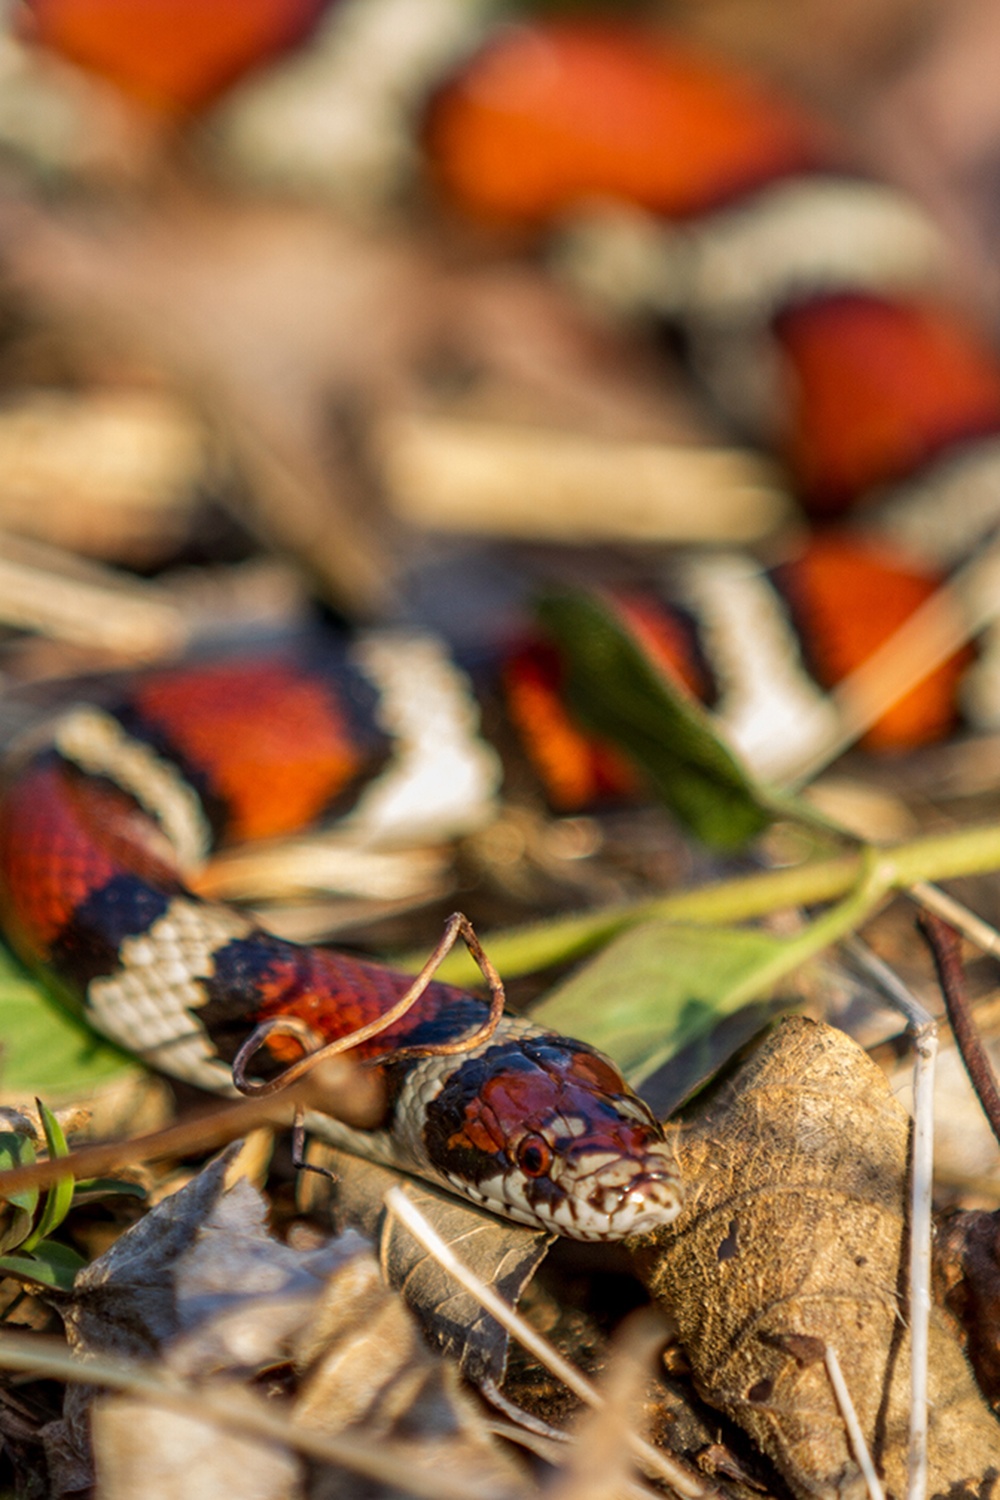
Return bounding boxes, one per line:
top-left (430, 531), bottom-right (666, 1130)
top-left (600, 1168), bottom-right (684, 1237)
top-left (573, 1143), bottom-right (684, 1239)
top-left (590, 1174), bottom-right (683, 1237)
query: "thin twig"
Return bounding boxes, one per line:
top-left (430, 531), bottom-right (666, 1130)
top-left (843, 936), bottom-right (935, 1500)
top-left (383, 1186), bottom-right (721, 1500)
top-left (232, 912), bottom-right (505, 1096)
top-left (908, 882), bottom-right (1000, 960)
top-left (906, 1018), bottom-right (936, 1500)
top-left (844, 936), bottom-right (934, 1032)
top-left (920, 913), bottom-right (1000, 1149)
top-left (0, 1060), bottom-right (383, 1200)
top-left (480, 1377), bottom-right (571, 1443)
top-left (387, 913), bottom-right (506, 1062)
top-left (824, 1346), bottom-right (886, 1500)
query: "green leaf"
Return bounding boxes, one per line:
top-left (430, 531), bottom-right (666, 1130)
top-left (0, 1239), bottom-right (85, 1292)
top-left (36, 1100), bottom-right (70, 1161)
top-left (72, 1177), bottom-right (147, 1207)
top-left (532, 920), bottom-right (793, 1086)
top-left (0, 945), bottom-right (134, 1095)
top-left (415, 819), bottom-right (1000, 989)
top-left (531, 859), bottom-right (894, 1088)
top-left (21, 1101), bottom-right (74, 1251)
top-left (536, 590), bottom-right (774, 848)
top-left (0, 1130), bottom-right (37, 1252)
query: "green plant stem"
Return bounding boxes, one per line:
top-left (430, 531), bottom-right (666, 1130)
top-left (706, 852), bottom-right (896, 1018)
top-left (413, 821), bottom-right (1000, 985)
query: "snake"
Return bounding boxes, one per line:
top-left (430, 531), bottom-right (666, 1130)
top-left (0, 642), bottom-right (682, 1241)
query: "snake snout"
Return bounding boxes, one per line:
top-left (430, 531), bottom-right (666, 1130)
top-left (577, 1141), bottom-right (684, 1238)
top-left (627, 1155), bottom-right (685, 1228)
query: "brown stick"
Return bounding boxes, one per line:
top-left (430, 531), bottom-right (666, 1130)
top-left (0, 1058), bottom-right (384, 1201)
top-left (920, 911), bottom-right (1000, 1149)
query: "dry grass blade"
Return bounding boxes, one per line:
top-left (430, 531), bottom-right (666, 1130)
top-left (383, 1187), bottom-right (721, 1500)
top-left (908, 882), bottom-right (1000, 959)
top-left (0, 531), bottom-right (187, 659)
top-left (379, 411), bottom-right (789, 542)
top-left (220, 406), bottom-right (393, 617)
top-left (487, 1418), bottom-right (672, 1500)
top-left (546, 1309), bottom-right (676, 1500)
top-left (0, 1331), bottom-right (526, 1500)
top-left (194, 838), bottom-right (448, 905)
top-left (824, 1347), bottom-right (886, 1500)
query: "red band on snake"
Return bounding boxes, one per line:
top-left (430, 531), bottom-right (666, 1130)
top-left (0, 645), bottom-right (681, 1240)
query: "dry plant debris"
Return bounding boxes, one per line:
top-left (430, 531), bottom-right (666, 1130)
top-left (935, 1208), bottom-right (1000, 1413)
top-left (631, 1017), bottom-right (1000, 1496)
top-left (5, 6), bottom-right (1000, 1498)
top-left (0, 387), bottom-right (213, 566)
top-left (300, 1145), bottom-right (551, 1385)
top-left (0, 188), bottom-right (787, 615)
top-left (58, 1146), bottom-right (527, 1500)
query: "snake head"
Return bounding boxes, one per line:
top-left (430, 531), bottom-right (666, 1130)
top-left (412, 1028), bottom-right (683, 1239)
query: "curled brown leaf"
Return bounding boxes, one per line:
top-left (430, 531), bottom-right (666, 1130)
top-left (630, 1017), bottom-right (1000, 1498)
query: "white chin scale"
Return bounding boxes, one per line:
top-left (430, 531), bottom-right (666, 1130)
top-left (441, 1156), bottom-right (684, 1242)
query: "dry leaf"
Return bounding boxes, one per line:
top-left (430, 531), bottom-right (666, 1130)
top-left (63, 1145), bottom-right (346, 1364)
top-left (292, 1252), bottom-right (526, 1500)
top-left (39, 1410), bottom-right (97, 1500)
top-left (66, 1146), bottom-right (525, 1500)
top-left (300, 1143), bottom-right (552, 1385)
top-left (630, 1017), bottom-right (1000, 1498)
top-left (92, 1253), bottom-right (525, 1500)
top-left (92, 1398), bottom-right (301, 1500)
top-left (935, 1207), bottom-right (1000, 1412)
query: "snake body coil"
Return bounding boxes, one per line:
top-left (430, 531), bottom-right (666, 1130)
top-left (0, 646), bottom-right (681, 1240)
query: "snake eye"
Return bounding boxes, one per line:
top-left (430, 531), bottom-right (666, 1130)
top-left (517, 1134), bottom-right (552, 1178)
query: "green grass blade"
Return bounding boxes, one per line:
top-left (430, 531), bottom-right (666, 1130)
top-left (0, 1131), bottom-right (37, 1252)
top-left (412, 820), bottom-right (1000, 988)
top-left (533, 855), bottom-right (892, 1085)
top-left (22, 1101), bottom-right (75, 1250)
